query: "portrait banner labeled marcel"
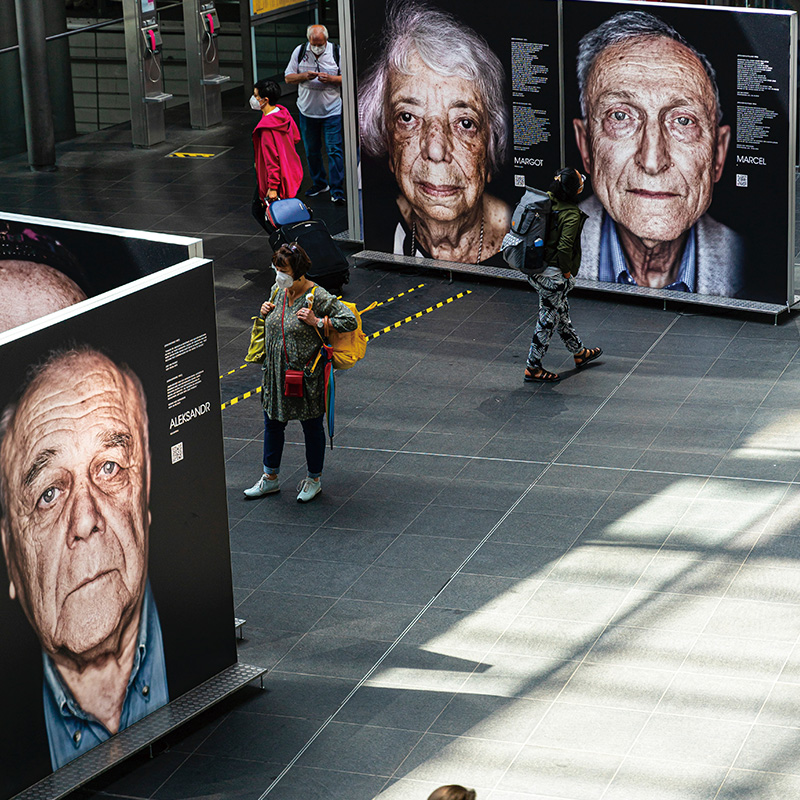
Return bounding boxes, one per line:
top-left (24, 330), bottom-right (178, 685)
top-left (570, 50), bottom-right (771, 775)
top-left (354, 0), bottom-right (795, 307)
top-left (0, 259), bottom-right (236, 800)
top-left (562, 0), bottom-right (794, 305)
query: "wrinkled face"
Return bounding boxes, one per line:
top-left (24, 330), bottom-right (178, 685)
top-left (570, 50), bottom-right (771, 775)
top-left (0, 260), bottom-right (86, 334)
top-left (387, 51), bottom-right (489, 224)
top-left (574, 37), bottom-right (730, 244)
top-left (0, 352), bottom-right (150, 660)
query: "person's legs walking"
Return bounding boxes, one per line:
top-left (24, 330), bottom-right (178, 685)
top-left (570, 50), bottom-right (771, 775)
top-left (298, 113), bottom-right (327, 193)
top-left (297, 415), bottom-right (325, 502)
top-left (554, 278), bottom-right (583, 354)
top-left (323, 115), bottom-right (345, 201)
top-left (526, 275), bottom-right (563, 380)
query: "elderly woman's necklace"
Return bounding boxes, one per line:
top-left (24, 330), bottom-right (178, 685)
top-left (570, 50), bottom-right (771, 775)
top-left (410, 215), bottom-right (484, 265)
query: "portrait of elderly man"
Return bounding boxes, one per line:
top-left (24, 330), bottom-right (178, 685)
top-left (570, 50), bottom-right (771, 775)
top-left (0, 347), bottom-right (167, 770)
top-left (572, 10), bottom-right (744, 296)
top-left (0, 223), bottom-right (88, 334)
top-left (359, 0), bottom-right (511, 265)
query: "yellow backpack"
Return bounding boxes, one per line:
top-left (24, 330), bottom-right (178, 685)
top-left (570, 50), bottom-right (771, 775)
top-left (307, 285), bottom-right (375, 370)
top-left (327, 299), bottom-right (375, 369)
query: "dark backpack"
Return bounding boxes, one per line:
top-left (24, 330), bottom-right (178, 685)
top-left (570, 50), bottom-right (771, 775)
top-left (500, 187), bottom-right (551, 276)
top-left (297, 41), bottom-right (341, 75)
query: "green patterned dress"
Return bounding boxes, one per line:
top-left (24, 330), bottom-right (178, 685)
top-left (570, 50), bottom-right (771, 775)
top-left (261, 284), bottom-right (357, 422)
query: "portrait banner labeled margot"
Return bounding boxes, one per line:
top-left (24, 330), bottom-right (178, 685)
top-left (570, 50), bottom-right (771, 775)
top-left (355, 0), bottom-right (561, 268)
top-left (0, 260), bottom-right (236, 800)
top-left (563, 0), bottom-right (794, 305)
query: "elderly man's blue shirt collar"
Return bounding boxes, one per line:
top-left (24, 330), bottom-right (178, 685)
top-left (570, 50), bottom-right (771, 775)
top-left (598, 211), bottom-right (696, 293)
top-left (42, 582), bottom-right (168, 770)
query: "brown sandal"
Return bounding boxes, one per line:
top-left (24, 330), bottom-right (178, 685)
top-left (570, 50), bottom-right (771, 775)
top-left (574, 347), bottom-right (603, 369)
top-left (524, 366), bottom-right (560, 383)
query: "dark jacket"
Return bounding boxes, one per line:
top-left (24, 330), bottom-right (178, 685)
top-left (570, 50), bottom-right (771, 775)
top-left (544, 192), bottom-right (589, 277)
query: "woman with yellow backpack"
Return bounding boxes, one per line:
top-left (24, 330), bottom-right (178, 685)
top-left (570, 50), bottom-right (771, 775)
top-left (244, 242), bottom-right (357, 503)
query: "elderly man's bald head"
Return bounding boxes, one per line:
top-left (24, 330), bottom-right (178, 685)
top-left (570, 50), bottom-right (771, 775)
top-left (0, 260), bottom-right (87, 334)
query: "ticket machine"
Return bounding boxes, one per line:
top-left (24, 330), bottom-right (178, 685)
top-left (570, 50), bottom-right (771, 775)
top-left (123, 0), bottom-right (173, 147)
top-left (183, 0), bottom-right (230, 128)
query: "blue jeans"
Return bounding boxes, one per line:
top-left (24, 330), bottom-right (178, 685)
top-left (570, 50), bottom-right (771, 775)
top-left (263, 413), bottom-right (325, 478)
top-left (298, 113), bottom-right (344, 197)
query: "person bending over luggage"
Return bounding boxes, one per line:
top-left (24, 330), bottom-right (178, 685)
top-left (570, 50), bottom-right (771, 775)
top-left (244, 242), bottom-right (356, 503)
top-left (250, 78), bottom-right (304, 233)
top-left (524, 167), bottom-right (603, 383)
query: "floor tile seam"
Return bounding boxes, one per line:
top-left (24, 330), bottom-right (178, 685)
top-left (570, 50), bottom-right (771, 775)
top-left (255, 451), bottom-right (579, 797)
top-left (548, 524), bottom-right (722, 790)
top-left (316, 443), bottom-right (797, 488)
top-left (259, 298), bottom-right (673, 795)
top-left (137, 748), bottom-right (196, 800)
top-left (721, 765), bottom-right (800, 779)
top-left (705, 495), bottom-right (800, 636)
top-left (709, 563), bottom-right (800, 796)
top-left (680, 321), bottom-right (792, 487)
top-left (487, 508), bottom-right (674, 793)
top-left (261, 559), bottom-right (376, 663)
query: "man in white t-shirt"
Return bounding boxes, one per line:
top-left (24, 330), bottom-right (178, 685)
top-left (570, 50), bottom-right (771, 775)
top-left (285, 25), bottom-right (345, 205)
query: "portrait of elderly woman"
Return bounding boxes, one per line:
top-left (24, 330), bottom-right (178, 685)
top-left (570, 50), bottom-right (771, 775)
top-left (358, 0), bottom-right (511, 265)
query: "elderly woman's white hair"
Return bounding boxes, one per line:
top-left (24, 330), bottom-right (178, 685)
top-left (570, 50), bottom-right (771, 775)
top-left (359, 0), bottom-right (508, 177)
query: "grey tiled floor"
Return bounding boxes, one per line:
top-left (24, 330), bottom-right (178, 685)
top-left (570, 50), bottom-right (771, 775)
top-left (4, 95), bottom-right (800, 800)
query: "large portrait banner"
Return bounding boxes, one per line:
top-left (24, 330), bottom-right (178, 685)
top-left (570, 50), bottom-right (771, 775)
top-left (355, 0), bottom-right (561, 269)
top-left (562, 0), bottom-right (795, 305)
top-left (355, 0), bottom-right (796, 308)
top-left (0, 259), bottom-right (236, 800)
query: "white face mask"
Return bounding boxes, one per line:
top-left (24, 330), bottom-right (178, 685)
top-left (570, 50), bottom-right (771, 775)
top-left (274, 268), bottom-right (294, 289)
top-left (309, 43), bottom-right (326, 56)
top-left (249, 94), bottom-right (262, 111)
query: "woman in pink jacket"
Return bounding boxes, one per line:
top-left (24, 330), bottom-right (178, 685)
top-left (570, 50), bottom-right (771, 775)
top-left (250, 78), bottom-right (304, 232)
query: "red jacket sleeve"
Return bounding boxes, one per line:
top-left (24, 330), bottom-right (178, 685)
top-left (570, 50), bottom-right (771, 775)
top-left (256, 130), bottom-right (281, 197)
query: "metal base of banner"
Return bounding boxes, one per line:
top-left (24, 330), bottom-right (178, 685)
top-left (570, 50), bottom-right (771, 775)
top-left (354, 250), bottom-right (793, 319)
top-left (333, 231), bottom-right (364, 247)
top-left (14, 662), bottom-right (267, 800)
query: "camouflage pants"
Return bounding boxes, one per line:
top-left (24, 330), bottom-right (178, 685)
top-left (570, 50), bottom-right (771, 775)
top-left (526, 273), bottom-right (583, 369)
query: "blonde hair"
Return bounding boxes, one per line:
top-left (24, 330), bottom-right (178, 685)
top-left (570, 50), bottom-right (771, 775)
top-left (427, 787), bottom-right (476, 800)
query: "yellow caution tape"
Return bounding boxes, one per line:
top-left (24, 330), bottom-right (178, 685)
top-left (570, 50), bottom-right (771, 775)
top-left (221, 385), bottom-right (262, 411)
top-left (367, 290), bottom-right (472, 341)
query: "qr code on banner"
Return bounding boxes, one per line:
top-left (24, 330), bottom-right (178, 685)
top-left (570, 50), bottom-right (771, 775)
top-left (736, 174), bottom-right (748, 188)
top-left (171, 442), bottom-right (184, 464)
top-left (514, 174), bottom-right (525, 187)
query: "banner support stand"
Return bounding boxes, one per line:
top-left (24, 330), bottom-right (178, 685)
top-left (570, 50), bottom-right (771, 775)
top-left (13, 663), bottom-right (267, 800)
top-left (337, 0), bottom-right (362, 242)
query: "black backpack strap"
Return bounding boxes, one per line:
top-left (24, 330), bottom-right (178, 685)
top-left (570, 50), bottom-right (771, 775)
top-left (333, 42), bottom-right (340, 74)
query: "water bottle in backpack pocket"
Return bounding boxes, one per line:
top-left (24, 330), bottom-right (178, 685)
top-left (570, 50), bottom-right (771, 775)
top-left (500, 186), bottom-right (551, 276)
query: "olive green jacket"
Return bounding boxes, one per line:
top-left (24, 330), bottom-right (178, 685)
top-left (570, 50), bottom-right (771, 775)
top-left (544, 192), bottom-right (589, 277)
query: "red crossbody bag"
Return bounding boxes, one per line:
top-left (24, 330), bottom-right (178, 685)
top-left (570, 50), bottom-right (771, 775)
top-left (281, 291), bottom-right (304, 397)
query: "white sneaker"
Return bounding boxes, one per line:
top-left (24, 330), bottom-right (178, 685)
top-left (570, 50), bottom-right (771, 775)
top-left (243, 474), bottom-right (280, 498)
top-left (296, 477), bottom-right (322, 503)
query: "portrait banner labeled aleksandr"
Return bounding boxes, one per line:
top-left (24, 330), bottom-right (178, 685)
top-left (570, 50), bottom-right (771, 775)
top-left (355, 0), bottom-right (561, 268)
top-left (0, 260), bottom-right (236, 800)
top-left (562, 0), bottom-right (793, 305)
